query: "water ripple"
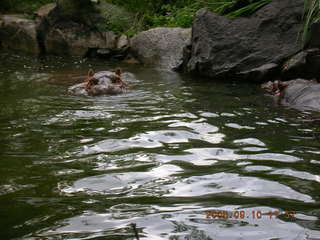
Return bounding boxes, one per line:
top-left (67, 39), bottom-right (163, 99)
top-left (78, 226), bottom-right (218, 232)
top-left (1, 54), bottom-right (319, 239)
top-left (165, 173), bottom-right (314, 202)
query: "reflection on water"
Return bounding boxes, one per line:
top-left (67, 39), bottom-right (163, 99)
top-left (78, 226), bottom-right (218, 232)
top-left (0, 52), bottom-right (320, 239)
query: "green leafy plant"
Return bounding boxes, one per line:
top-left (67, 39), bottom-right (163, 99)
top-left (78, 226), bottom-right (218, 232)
top-left (102, 13), bottom-right (132, 33)
top-left (1, 0), bottom-right (54, 14)
top-left (301, 0), bottom-right (320, 47)
top-left (1, 0), bottom-right (275, 35)
top-left (145, 0), bottom-right (272, 28)
top-left (226, 0), bottom-right (272, 18)
top-left (195, 0), bottom-right (271, 16)
top-left (146, 4), bottom-right (198, 28)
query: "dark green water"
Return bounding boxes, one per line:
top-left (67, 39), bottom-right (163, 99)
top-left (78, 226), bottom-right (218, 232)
top-left (0, 52), bottom-right (319, 240)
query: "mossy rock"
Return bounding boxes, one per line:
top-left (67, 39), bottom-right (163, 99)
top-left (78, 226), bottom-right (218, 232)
top-left (0, 15), bottom-right (40, 55)
top-left (56, 0), bottom-right (133, 33)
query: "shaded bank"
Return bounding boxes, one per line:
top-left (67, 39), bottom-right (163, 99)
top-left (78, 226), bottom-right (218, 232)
top-left (1, 0), bottom-right (320, 82)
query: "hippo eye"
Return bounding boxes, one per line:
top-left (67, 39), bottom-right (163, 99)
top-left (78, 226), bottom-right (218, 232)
top-left (111, 76), bottom-right (120, 83)
top-left (89, 78), bottom-right (98, 85)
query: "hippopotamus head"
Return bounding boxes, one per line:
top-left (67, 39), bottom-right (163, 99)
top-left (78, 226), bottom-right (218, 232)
top-left (68, 68), bottom-right (129, 96)
top-left (86, 68), bottom-right (122, 87)
top-left (261, 79), bottom-right (320, 111)
top-left (85, 68), bottom-right (129, 96)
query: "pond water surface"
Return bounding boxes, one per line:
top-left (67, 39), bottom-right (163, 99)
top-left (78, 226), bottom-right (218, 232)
top-left (0, 52), bottom-right (320, 240)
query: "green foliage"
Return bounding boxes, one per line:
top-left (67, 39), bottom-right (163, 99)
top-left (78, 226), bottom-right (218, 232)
top-left (102, 0), bottom-right (273, 33)
top-left (0, 0), bottom-right (54, 14)
top-left (1, 0), bottom-right (274, 36)
top-left (146, 4), bottom-right (198, 28)
top-left (97, 12), bottom-right (134, 35)
top-left (302, 0), bottom-right (320, 47)
top-left (208, 0), bottom-right (271, 15)
top-left (95, 2), bottom-right (138, 36)
top-left (226, 0), bottom-right (272, 18)
top-left (145, 0), bottom-right (271, 28)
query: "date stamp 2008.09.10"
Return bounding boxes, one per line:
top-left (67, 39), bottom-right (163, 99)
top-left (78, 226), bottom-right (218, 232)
top-left (204, 210), bottom-right (296, 220)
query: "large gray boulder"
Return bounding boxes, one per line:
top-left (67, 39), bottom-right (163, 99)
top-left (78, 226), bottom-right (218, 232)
top-left (45, 24), bottom-right (117, 56)
top-left (0, 15), bottom-right (40, 55)
top-left (54, 0), bottom-right (98, 25)
top-left (185, 0), bottom-right (304, 81)
top-left (282, 48), bottom-right (320, 80)
top-left (130, 27), bottom-right (192, 69)
top-left (0, 1), bottom-right (131, 57)
top-left (41, 1), bottom-right (130, 57)
top-left (53, 0), bottom-right (133, 29)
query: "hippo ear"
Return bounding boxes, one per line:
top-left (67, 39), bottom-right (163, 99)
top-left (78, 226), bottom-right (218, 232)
top-left (115, 68), bottom-right (122, 76)
top-left (88, 69), bottom-right (94, 77)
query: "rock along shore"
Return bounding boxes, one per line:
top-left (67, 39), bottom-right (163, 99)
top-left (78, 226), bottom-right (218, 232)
top-left (1, 0), bottom-right (320, 80)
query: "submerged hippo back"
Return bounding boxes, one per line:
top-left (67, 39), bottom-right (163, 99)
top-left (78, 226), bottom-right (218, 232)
top-left (282, 81), bottom-right (320, 111)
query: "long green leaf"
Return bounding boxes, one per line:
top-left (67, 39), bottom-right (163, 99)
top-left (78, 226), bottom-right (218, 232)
top-left (226, 0), bottom-right (272, 18)
top-left (301, 0), bottom-right (320, 47)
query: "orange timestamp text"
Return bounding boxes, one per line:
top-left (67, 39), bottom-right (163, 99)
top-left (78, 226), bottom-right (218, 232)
top-left (204, 210), bottom-right (296, 220)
